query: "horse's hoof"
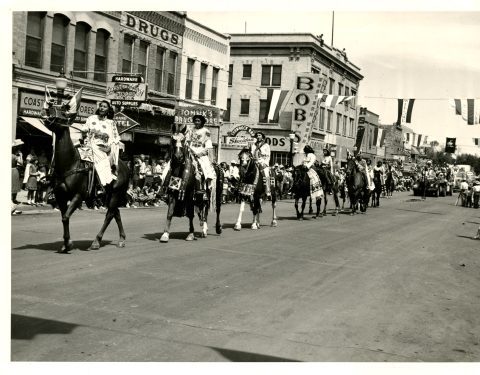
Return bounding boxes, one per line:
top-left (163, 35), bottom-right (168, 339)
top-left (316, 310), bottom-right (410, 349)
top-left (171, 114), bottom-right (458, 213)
top-left (298, 217), bottom-right (304, 221)
top-left (350, 213), bottom-right (354, 216)
top-left (201, 231), bottom-right (207, 238)
top-left (160, 233), bottom-right (169, 243)
top-left (271, 220), bottom-right (277, 227)
top-left (251, 223), bottom-right (259, 230)
top-left (185, 233), bottom-right (196, 241)
top-left (312, 216), bottom-right (317, 219)
top-left (234, 224), bottom-right (242, 231)
top-left (89, 242), bottom-right (100, 250)
top-left (216, 225), bottom-right (223, 235)
top-left (117, 240), bottom-right (126, 248)
top-left (59, 241), bottom-right (73, 253)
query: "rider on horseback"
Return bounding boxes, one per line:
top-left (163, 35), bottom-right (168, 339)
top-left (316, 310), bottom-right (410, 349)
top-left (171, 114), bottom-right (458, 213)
top-left (303, 145), bottom-right (323, 200)
top-left (186, 114), bottom-right (216, 191)
top-left (320, 148), bottom-right (335, 194)
top-left (250, 131), bottom-right (271, 197)
top-left (80, 100), bottom-right (120, 186)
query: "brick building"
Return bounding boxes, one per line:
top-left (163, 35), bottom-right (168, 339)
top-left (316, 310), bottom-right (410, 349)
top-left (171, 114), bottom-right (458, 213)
top-left (221, 33), bottom-right (363, 167)
top-left (356, 107), bottom-right (385, 164)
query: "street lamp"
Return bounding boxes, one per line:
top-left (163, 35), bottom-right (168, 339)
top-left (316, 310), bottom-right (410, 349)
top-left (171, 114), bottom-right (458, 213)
top-left (55, 67), bottom-right (68, 104)
top-left (289, 133), bottom-right (295, 167)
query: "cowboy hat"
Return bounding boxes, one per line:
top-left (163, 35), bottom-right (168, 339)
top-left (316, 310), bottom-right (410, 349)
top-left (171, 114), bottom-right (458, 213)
top-left (12, 139), bottom-right (24, 148)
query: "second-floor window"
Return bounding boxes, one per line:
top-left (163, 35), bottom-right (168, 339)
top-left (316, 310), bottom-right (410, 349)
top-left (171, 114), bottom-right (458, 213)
top-left (349, 118), bottom-right (355, 137)
top-left (336, 114), bottom-right (342, 134)
top-left (185, 58), bottom-right (194, 99)
top-left (94, 29), bottom-right (109, 82)
top-left (242, 64), bottom-right (252, 79)
top-left (74, 22), bottom-right (90, 78)
top-left (259, 99), bottom-right (268, 123)
top-left (50, 14), bottom-right (69, 73)
top-left (240, 99), bottom-right (250, 115)
top-left (199, 63), bottom-right (207, 101)
top-left (25, 12), bottom-right (45, 68)
top-left (326, 110), bottom-right (333, 132)
top-left (166, 51), bottom-right (177, 95)
top-left (261, 65), bottom-right (282, 86)
top-left (338, 82), bottom-right (343, 96)
top-left (228, 64), bottom-right (233, 86)
top-left (137, 40), bottom-right (148, 79)
top-left (122, 35), bottom-right (133, 73)
top-left (154, 47), bottom-right (164, 91)
top-left (329, 78), bottom-right (335, 95)
top-left (343, 115), bottom-right (348, 136)
top-left (211, 67), bottom-right (219, 105)
top-left (223, 98), bottom-right (231, 122)
top-left (351, 89), bottom-right (357, 108)
top-left (319, 107), bottom-right (325, 130)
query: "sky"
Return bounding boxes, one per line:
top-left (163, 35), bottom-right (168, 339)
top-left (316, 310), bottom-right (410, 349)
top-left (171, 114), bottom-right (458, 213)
top-left (189, 10), bottom-right (480, 155)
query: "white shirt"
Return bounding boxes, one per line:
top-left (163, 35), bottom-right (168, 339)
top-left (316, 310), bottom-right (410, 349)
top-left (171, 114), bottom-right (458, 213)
top-left (303, 153), bottom-right (316, 169)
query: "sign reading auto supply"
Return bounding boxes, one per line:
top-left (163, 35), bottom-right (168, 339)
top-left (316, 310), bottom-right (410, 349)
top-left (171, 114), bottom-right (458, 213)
top-left (106, 76), bottom-right (147, 107)
top-left (175, 106), bottom-right (220, 126)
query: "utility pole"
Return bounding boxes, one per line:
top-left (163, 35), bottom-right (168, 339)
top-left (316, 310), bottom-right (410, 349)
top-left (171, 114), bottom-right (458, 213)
top-left (331, 11), bottom-right (335, 46)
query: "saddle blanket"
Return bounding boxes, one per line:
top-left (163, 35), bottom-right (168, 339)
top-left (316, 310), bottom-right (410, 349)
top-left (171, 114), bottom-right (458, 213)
top-left (307, 169), bottom-right (324, 199)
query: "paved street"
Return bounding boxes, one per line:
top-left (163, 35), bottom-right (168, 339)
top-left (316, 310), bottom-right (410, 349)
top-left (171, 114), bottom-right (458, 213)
top-left (10, 192), bottom-right (480, 362)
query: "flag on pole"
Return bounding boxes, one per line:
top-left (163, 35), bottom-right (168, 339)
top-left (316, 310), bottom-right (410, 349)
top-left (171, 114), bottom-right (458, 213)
top-left (372, 128), bottom-right (379, 146)
top-left (354, 126), bottom-right (365, 154)
top-left (65, 87), bottom-right (83, 116)
top-left (445, 137), bottom-right (456, 153)
top-left (267, 88), bottom-right (289, 121)
top-left (43, 86), bottom-right (54, 110)
top-left (423, 135), bottom-right (428, 145)
top-left (396, 98), bottom-right (415, 125)
top-left (318, 94), bottom-right (355, 108)
top-left (450, 98), bottom-right (480, 125)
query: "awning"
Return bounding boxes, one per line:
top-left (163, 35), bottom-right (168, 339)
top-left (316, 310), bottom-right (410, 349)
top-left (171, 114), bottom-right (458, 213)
top-left (20, 116), bottom-right (52, 135)
top-left (410, 146), bottom-right (420, 155)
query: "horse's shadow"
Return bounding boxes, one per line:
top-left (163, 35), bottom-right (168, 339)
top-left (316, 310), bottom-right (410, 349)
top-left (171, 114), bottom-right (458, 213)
top-left (12, 240), bottom-right (113, 252)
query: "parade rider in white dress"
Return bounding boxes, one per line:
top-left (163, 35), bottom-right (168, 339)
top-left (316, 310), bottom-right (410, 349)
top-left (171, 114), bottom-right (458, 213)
top-left (303, 145), bottom-right (323, 200)
top-left (81, 100), bottom-right (120, 186)
top-left (250, 131), bottom-right (271, 197)
top-left (186, 114), bottom-right (216, 190)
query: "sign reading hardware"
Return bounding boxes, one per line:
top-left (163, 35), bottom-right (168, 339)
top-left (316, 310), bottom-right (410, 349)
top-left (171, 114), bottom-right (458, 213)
top-left (107, 75), bottom-right (147, 107)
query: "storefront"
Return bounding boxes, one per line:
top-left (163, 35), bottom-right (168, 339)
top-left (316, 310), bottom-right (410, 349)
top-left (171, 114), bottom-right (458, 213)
top-left (15, 89), bottom-right (97, 158)
top-left (221, 124), bottom-right (293, 166)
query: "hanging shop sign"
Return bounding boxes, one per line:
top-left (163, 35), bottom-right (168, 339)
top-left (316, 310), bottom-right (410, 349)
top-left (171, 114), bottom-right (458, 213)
top-left (175, 106), bottom-right (221, 126)
top-left (113, 112), bottom-right (140, 134)
top-left (18, 91), bottom-right (97, 123)
top-left (107, 75), bottom-right (147, 107)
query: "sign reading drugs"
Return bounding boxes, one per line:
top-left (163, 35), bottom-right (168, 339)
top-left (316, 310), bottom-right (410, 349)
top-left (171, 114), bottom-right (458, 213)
top-left (291, 73), bottom-right (327, 150)
top-left (107, 75), bottom-right (147, 107)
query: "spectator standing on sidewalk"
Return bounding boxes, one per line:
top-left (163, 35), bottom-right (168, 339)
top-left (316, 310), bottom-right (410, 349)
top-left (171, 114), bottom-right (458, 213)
top-left (138, 155), bottom-right (147, 189)
top-left (12, 139), bottom-right (24, 214)
top-left (26, 157), bottom-right (39, 205)
top-left (35, 166), bottom-right (47, 205)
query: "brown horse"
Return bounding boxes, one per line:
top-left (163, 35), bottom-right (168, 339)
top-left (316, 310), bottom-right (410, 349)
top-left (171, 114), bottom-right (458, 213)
top-left (160, 126), bottom-right (223, 242)
top-left (43, 106), bottom-right (129, 253)
top-left (345, 158), bottom-right (369, 215)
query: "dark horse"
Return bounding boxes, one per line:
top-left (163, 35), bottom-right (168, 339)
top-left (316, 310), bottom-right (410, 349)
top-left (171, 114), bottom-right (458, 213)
top-left (43, 109), bottom-right (129, 253)
top-left (371, 169), bottom-right (383, 207)
top-left (160, 127), bottom-right (223, 242)
top-left (385, 168), bottom-right (395, 198)
top-left (233, 148), bottom-right (277, 230)
top-left (314, 164), bottom-right (340, 216)
top-left (291, 165), bottom-right (322, 219)
top-left (345, 158), bottom-right (370, 215)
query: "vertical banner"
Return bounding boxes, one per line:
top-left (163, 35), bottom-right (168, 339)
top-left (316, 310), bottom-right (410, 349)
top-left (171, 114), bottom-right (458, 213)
top-left (445, 137), bottom-right (456, 153)
top-left (354, 126), bottom-right (366, 154)
top-left (291, 73), bottom-right (327, 152)
top-left (396, 98), bottom-right (415, 125)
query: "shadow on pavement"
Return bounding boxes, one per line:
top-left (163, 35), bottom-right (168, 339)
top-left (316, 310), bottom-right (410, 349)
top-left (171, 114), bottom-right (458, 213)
top-left (456, 235), bottom-right (480, 241)
top-left (11, 314), bottom-right (79, 340)
top-left (396, 208), bottom-right (444, 215)
top-left (13, 240), bottom-right (112, 252)
top-left (208, 346), bottom-right (301, 362)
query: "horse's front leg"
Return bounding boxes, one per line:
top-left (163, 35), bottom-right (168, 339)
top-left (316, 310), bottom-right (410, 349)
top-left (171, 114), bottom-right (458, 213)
top-left (215, 184), bottom-right (222, 235)
top-left (199, 204), bottom-right (208, 238)
top-left (322, 193), bottom-right (327, 216)
top-left (308, 196), bottom-right (313, 214)
top-left (300, 196), bottom-right (307, 220)
top-left (271, 192), bottom-right (277, 227)
top-left (59, 194), bottom-right (83, 253)
top-left (186, 214), bottom-right (195, 241)
top-left (294, 197), bottom-right (300, 219)
top-left (332, 190), bottom-right (340, 215)
top-left (160, 195), bottom-right (175, 243)
top-left (234, 200), bottom-right (245, 231)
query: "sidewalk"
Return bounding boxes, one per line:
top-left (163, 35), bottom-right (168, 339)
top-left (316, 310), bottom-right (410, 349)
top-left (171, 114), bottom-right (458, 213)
top-left (12, 189), bottom-right (167, 215)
